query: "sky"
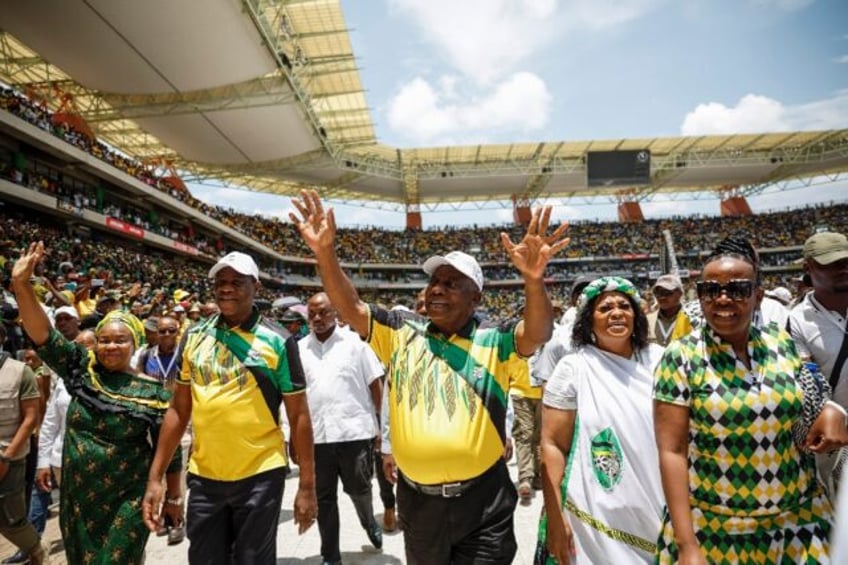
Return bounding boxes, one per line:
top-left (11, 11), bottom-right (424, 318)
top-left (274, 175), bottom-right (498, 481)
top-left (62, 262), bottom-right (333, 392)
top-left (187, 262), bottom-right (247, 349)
top-left (191, 0), bottom-right (848, 229)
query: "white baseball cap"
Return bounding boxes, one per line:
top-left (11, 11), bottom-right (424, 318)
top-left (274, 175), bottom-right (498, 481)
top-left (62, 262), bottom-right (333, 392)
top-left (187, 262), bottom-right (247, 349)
top-left (765, 286), bottom-right (792, 306)
top-left (209, 252), bottom-right (259, 280)
top-left (54, 305), bottom-right (79, 320)
top-left (422, 251), bottom-right (484, 291)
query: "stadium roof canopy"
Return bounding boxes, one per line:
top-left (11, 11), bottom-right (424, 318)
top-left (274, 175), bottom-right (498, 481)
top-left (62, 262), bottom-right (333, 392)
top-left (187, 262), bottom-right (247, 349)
top-left (1, 0), bottom-right (846, 211)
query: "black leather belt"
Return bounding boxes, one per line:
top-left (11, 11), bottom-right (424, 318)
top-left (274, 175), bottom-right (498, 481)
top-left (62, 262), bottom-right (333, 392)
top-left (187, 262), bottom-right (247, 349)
top-left (400, 461), bottom-right (501, 498)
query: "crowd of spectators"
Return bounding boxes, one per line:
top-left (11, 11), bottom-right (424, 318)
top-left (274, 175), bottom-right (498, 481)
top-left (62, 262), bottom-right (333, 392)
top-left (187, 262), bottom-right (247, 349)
top-left (3, 84), bottom-right (847, 322)
top-left (3, 85), bottom-right (847, 270)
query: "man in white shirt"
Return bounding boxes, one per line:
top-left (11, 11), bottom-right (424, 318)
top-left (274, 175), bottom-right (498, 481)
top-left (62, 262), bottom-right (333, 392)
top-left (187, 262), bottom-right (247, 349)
top-left (299, 292), bottom-right (384, 565)
top-left (35, 379), bottom-right (69, 488)
top-left (788, 231), bottom-right (848, 494)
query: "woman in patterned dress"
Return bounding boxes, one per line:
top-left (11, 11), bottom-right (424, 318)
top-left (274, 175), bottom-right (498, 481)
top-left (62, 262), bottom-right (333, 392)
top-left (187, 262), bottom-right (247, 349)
top-left (653, 237), bottom-right (848, 564)
top-left (12, 242), bottom-right (182, 564)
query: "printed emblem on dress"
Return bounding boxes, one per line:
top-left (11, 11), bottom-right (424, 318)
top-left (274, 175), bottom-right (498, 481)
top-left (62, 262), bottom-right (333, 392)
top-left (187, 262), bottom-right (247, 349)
top-left (591, 427), bottom-right (624, 490)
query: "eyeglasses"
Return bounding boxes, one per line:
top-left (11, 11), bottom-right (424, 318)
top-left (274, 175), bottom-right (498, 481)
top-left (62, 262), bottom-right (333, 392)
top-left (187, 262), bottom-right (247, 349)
top-left (158, 328), bottom-right (179, 335)
top-left (695, 279), bottom-right (755, 302)
top-left (653, 288), bottom-right (676, 298)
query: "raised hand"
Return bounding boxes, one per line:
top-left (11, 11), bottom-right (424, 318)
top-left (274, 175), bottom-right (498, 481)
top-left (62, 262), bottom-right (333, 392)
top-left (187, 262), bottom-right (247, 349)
top-left (11, 241), bottom-right (45, 285)
top-left (289, 189), bottom-right (337, 255)
top-left (500, 206), bottom-right (570, 280)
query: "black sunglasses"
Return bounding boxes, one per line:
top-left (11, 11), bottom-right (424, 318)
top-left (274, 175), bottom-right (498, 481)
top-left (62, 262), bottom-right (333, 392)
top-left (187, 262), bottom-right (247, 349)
top-left (653, 287), bottom-right (677, 298)
top-left (696, 279), bottom-right (755, 302)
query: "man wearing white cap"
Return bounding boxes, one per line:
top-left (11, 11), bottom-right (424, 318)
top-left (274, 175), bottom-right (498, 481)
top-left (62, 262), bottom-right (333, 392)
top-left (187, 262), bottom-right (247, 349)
top-left (291, 190), bottom-right (570, 565)
top-left (52, 305), bottom-right (80, 342)
top-left (647, 274), bottom-right (691, 347)
top-left (143, 251), bottom-right (318, 564)
top-left (788, 232), bottom-right (848, 494)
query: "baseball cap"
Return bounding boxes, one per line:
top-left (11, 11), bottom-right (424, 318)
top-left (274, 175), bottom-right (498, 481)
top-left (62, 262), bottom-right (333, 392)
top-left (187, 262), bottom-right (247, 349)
top-left (765, 286), bottom-right (792, 306)
top-left (97, 294), bottom-right (118, 306)
top-left (422, 251), bottom-right (483, 291)
top-left (653, 274), bottom-right (683, 293)
top-left (570, 274), bottom-right (596, 300)
top-left (173, 289), bottom-right (190, 302)
top-left (54, 305), bottom-right (79, 320)
top-left (280, 309), bottom-right (306, 323)
top-left (209, 251), bottom-right (259, 280)
top-left (803, 232), bottom-right (848, 265)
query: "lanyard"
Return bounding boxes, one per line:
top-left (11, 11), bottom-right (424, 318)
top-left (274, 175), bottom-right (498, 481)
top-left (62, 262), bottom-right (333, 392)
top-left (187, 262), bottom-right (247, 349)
top-left (153, 349), bottom-right (178, 381)
top-left (656, 315), bottom-right (676, 344)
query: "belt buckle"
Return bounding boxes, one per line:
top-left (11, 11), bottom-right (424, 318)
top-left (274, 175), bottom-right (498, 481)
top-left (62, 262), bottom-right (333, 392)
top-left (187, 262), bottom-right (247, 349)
top-left (441, 482), bottom-right (463, 498)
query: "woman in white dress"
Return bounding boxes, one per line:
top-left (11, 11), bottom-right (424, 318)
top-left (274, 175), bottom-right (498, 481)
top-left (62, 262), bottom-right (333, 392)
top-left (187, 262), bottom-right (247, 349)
top-left (537, 276), bottom-right (665, 564)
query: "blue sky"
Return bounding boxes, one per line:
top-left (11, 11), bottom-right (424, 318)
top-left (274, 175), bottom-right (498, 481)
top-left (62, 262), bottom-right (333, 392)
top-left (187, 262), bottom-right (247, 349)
top-left (192, 0), bottom-right (848, 228)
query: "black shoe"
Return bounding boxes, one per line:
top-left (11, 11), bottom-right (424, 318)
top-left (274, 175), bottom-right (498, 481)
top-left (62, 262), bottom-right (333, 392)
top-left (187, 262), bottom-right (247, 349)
top-left (1, 551), bottom-right (28, 564)
top-left (367, 525), bottom-right (383, 550)
top-left (167, 525), bottom-right (185, 545)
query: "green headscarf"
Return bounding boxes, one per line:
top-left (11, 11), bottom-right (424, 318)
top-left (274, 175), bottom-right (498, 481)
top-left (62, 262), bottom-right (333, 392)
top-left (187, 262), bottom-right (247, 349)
top-left (576, 276), bottom-right (641, 316)
top-left (95, 310), bottom-right (146, 350)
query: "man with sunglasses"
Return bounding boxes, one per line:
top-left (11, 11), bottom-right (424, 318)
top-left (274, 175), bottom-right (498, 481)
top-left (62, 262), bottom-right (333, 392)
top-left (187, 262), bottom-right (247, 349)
top-left (137, 315), bottom-right (182, 389)
top-left (788, 231), bottom-right (848, 494)
top-left (647, 274), bottom-right (692, 347)
top-left (136, 315), bottom-right (186, 545)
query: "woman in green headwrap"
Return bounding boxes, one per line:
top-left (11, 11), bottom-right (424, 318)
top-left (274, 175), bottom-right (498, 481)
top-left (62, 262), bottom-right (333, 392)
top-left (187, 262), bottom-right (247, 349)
top-left (535, 276), bottom-right (666, 564)
top-left (12, 242), bottom-right (182, 565)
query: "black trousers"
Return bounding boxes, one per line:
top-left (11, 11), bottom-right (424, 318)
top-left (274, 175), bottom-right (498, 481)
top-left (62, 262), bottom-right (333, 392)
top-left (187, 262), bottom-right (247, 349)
top-left (374, 447), bottom-right (396, 510)
top-left (315, 439), bottom-right (377, 562)
top-left (185, 467), bottom-right (286, 565)
top-left (397, 459), bottom-right (518, 565)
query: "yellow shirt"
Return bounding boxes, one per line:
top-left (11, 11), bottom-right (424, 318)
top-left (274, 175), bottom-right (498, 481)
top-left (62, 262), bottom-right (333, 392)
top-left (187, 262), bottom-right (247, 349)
top-left (368, 306), bottom-right (525, 484)
top-left (179, 310), bottom-right (305, 481)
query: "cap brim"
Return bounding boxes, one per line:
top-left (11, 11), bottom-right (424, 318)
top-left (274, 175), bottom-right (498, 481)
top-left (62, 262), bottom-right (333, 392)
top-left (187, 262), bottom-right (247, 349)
top-left (208, 263), bottom-right (257, 279)
top-left (809, 250), bottom-right (848, 265)
top-left (422, 255), bottom-right (450, 276)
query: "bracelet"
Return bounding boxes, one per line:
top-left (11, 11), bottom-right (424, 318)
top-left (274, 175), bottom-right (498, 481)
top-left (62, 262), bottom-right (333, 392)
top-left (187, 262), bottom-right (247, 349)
top-left (165, 495), bottom-right (183, 506)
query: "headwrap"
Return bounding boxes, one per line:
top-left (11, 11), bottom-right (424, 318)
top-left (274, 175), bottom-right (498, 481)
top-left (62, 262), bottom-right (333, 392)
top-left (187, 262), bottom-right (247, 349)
top-left (576, 276), bottom-right (641, 316)
top-left (95, 310), bottom-right (145, 349)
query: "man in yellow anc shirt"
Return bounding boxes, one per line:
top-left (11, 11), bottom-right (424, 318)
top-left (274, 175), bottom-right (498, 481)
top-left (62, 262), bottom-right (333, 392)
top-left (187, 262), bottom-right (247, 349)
top-left (291, 190), bottom-right (570, 564)
top-left (143, 251), bottom-right (317, 564)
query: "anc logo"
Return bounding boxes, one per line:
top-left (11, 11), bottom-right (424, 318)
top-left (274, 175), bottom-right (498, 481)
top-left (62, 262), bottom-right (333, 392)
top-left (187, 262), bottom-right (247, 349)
top-left (590, 427), bottom-right (624, 490)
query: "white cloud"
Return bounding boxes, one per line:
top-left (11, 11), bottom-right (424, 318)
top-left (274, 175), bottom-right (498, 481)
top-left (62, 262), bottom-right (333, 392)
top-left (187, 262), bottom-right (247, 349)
top-left (680, 91), bottom-right (848, 135)
top-left (389, 0), bottom-right (558, 85)
top-left (389, 0), bottom-right (662, 85)
top-left (387, 72), bottom-right (552, 144)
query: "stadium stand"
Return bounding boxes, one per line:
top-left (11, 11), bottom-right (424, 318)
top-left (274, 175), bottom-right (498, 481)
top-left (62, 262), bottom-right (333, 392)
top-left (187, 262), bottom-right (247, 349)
top-left (2, 86), bottom-right (847, 322)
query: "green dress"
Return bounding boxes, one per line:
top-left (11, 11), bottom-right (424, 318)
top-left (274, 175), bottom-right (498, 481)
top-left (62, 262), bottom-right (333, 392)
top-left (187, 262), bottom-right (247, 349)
top-left (652, 323), bottom-right (832, 564)
top-left (38, 329), bottom-right (180, 565)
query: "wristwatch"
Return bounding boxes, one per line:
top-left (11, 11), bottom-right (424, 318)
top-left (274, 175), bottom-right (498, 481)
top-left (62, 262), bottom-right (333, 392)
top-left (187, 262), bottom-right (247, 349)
top-left (165, 495), bottom-right (183, 506)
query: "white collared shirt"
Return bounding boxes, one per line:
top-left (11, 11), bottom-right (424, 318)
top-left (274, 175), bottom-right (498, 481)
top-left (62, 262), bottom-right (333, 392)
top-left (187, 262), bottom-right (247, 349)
top-left (788, 292), bottom-right (848, 407)
top-left (298, 325), bottom-right (383, 444)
